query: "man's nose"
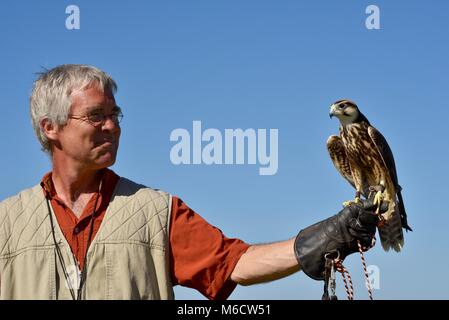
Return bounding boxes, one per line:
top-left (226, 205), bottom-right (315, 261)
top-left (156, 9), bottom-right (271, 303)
top-left (101, 116), bottom-right (120, 132)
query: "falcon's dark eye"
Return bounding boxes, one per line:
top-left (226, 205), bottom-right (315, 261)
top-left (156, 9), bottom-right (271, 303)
top-left (339, 104), bottom-right (346, 109)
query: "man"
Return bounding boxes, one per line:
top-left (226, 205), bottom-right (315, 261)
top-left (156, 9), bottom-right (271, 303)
top-left (0, 64), bottom-right (380, 300)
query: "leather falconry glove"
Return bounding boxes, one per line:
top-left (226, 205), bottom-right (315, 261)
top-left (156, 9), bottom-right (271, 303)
top-left (294, 198), bottom-right (388, 281)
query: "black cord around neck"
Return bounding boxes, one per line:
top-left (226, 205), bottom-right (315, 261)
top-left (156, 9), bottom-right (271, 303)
top-left (47, 198), bottom-right (77, 300)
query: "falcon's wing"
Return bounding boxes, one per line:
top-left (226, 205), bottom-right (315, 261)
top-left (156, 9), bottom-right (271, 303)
top-left (367, 126), bottom-right (399, 187)
top-left (368, 126), bottom-right (412, 232)
top-left (326, 135), bottom-right (355, 189)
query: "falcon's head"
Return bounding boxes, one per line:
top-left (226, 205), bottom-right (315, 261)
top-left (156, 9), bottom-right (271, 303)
top-left (329, 99), bottom-right (360, 126)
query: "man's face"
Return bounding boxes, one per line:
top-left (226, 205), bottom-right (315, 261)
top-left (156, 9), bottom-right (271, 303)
top-left (54, 84), bottom-right (121, 170)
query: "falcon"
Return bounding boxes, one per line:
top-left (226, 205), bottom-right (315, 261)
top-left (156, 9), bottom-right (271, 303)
top-left (327, 99), bottom-right (412, 252)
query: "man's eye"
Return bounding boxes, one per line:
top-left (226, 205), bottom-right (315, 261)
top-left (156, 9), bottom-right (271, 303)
top-left (88, 113), bottom-right (103, 122)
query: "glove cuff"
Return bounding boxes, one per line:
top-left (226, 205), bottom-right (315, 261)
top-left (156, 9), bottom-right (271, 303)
top-left (294, 206), bottom-right (364, 281)
top-left (294, 221), bottom-right (331, 281)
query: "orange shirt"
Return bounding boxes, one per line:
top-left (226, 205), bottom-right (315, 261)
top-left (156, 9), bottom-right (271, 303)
top-left (40, 169), bottom-right (249, 300)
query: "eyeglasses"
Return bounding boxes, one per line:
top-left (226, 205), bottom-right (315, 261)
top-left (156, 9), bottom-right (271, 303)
top-left (68, 108), bottom-right (124, 127)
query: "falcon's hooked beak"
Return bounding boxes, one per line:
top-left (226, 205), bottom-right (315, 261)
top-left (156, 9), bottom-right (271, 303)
top-left (329, 104), bottom-right (338, 119)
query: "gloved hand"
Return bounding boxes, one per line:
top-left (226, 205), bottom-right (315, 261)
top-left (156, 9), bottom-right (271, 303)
top-left (294, 198), bottom-right (387, 281)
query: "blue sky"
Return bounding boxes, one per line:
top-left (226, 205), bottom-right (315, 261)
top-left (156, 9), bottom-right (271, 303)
top-left (0, 0), bottom-right (448, 299)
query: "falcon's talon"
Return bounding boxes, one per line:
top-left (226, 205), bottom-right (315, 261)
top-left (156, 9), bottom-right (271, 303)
top-left (342, 201), bottom-right (352, 207)
top-left (373, 190), bottom-right (383, 214)
top-left (373, 190), bottom-right (383, 203)
top-left (342, 196), bottom-right (361, 207)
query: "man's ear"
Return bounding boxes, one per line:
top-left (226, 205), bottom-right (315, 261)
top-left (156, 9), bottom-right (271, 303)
top-left (41, 118), bottom-right (59, 142)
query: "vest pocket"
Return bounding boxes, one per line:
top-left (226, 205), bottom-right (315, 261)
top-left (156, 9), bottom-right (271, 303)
top-left (0, 246), bottom-right (56, 299)
top-left (88, 242), bottom-right (165, 299)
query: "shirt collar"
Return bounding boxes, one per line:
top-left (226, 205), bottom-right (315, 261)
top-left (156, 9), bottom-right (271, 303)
top-left (40, 168), bottom-right (117, 200)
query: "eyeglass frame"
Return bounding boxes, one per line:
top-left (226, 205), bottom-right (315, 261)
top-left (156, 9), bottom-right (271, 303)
top-left (67, 106), bottom-right (124, 127)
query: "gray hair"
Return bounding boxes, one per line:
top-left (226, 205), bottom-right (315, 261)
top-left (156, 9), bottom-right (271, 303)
top-left (29, 64), bottom-right (117, 153)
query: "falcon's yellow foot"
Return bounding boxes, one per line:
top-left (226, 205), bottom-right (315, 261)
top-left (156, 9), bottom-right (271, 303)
top-left (342, 196), bottom-right (361, 207)
top-left (373, 190), bottom-right (384, 214)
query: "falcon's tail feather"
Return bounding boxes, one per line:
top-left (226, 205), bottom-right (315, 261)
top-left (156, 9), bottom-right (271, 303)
top-left (378, 212), bottom-right (404, 252)
top-left (397, 188), bottom-right (412, 232)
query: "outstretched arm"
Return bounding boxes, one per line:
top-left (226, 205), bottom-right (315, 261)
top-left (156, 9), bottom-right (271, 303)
top-left (230, 238), bottom-right (300, 286)
top-left (230, 198), bottom-right (382, 286)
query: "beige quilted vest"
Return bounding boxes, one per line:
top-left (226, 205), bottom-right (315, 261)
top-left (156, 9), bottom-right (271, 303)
top-left (0, 177), bottom-right (174, 300)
